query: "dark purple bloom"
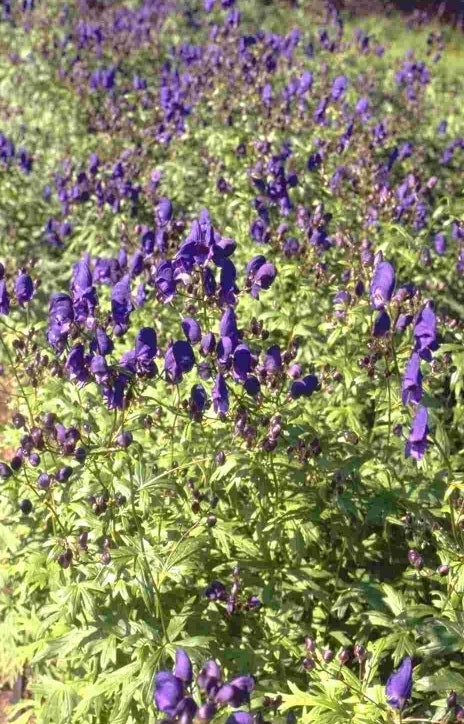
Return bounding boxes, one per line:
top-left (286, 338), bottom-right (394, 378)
top-left (373, 310), bottom-right (391, 337)
top-left (90, 327), bottom-right (114, 356)
top-left (290, 375), bottom-right (318, 399)
top-left (15, 273), bottom-right (34, 306)
top-left (225, 713), bottom-right (253, 724)
top-left (65, 344), bottom-right (89, 386)
top-left (0, 281), bottom-right (10, 315)
top-left (434, 232), bottom-right (446, 255)
top-left (182, 318), bottom-right (202, 345)
top-left (204, 580), bottom-right (227, 601)
top-left (200, 332), bottom-right (216, 356)
top-left (385, 657), bottom-right (413, 710)
top-left (233, 344), bottom-right (252, 380)
top-left (413, 302), bottom-right (438, 361)
top-left (212, 374), bottom-right (229, 414)
top-left (154, 672), bottom-right (184, 716)
top-left (263, 345), bottom-right (282, 374)
top-left (370, 261), bottom-right (395, 309)
top-left (402, 353), bottom-right (422, 405)
top-left (175, 649), bottom-right (193, 685)
top-left (156, 197), bottom-right (173, 226)
top-left (405, 407), bottom-right (429, 460)
top-left (244, 375), bottom-right (260, 396)
top-left (111, 274), bottom-right (133, 328)
top-left (47, 293), bottom-right (74, 350)
top-left (155, 261), bottom-right (176, 302)
top-left (164, 341), bottom-right (195, 383)
top-left (331, 75), bottom-right (348, 101)
top-left (220, 307), bottom-right (239, 343)
top-left (190, 384), bottom-right (207, 414)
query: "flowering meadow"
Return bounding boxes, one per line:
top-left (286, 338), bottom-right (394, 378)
top-left (2, 0), bottom-right (464, 722)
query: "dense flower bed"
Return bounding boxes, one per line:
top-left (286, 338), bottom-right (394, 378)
top-left (1, 1), bottom-right (464, 722)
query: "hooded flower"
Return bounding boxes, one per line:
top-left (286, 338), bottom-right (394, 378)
top-left (111, 274), bottom-right (133, 329)
top-left (65, 344), bottom-right (89, 386)
top-left (401, 353), bottom-right (422, 405)
top-left (175, 649), bottom-right (193, 685)
top-left (373, 310), bottom-right (391, 337)
top-left (48, 293), bottom-right (74, 351)
top-left (156, 197), bottom-right (173, 226)
top-left (225, 713), bottom-right (253, 724)
top-left (413, 302), bottom-right (438, 361)
top-left (0, 281), bottom-right (10, 315)
top-left (164, 340), bottom-right (195, 383)
top-left (405, 407), bottom-right (429, 460)
top-left (182, 317), bottom-right (202, 345)
top-left (290, 375), bottom-right (318, 399)
top-left (246, 257), bottom-right (277, 299)
top-left (15, 273), bottom-right (34, 306)
top-left (212, 373), bottom-right (229, 414)
top-left (385, 656), bottom-right (413, 710)
top-left (370, 261), bottom-right (395, 309)
top-left (154, 672), bottom-right (184, 716)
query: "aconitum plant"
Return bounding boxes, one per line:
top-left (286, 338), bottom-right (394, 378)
top-left (1, 1), bottom-right (464, 724)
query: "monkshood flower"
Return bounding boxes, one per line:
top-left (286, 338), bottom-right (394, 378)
top-left (290, 375), bottom-right (318, 399)
top-left (385, 656), bottom-right (413, 710)
top-left (434, 232), bottom-right (446, 255)
top-left (212, 373), bottom-right (229, 414)
top-left (154, 649), bottom-right (255, 724)
top-left (401, 353), bottom-right (422, 404)
top-left (373, 310), bottom-right (390, 337)
top-left (370, 260), bottom-right (395, 309)
top-left (164, 340), bottom-right (195, 383)
top-left (245, 256), bottom-right (277, 298)
top-left (156, 197), bottom-right (173, 226)
top-left (71, 254), bottom-right (97, 323)
top-left (0, 280), bottom-right (10, 315)
top-left (15, 273), bottom-right (34, 306)
top-left (405, 406), bottom-right (429, 460)
top-left (111, 274), bottom-right (133, 332)
top-left (65, 344), bottom-right (89, 387)
top-left (120, 327), bottom-right (157, 377)
top-left (413, 302), bottom-right (438, 361)
top-left (331, 75), bottom-right (347, 101)
top-left (47, 293), bottom-right (74, 351)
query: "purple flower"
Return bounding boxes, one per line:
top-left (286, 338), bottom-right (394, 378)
top-left (156, 197), bottom-right (173, 226)
top-left (405, 407), bottom-right (429, 460)
top-left (0, 281), bottom-right (10, 315)
top-left (175, 649), bottom-right (193, 685)
top-left (290, 375), bottom-right (318, 399)
top-left (47, 293), bottom-right (74, 350)
top-left (190, 384), bottom-right (207, 415)
top-left (246, 258), bottom-right (277, 299)
top-left (244, 376), bottom-right (260, 396)
top-left (385, 657), bottom-right (413, 710)
top-left (204, 581), bottom-right (227, 601)
top-left (225, 713), bottom-right (253, 724)
top-left (373, 310), bottom-right (391, 337)
top-left (413, 302), bottom-right (438, 361)
top-left (200, 332), bottom-right (216, 356)
top-left (434, 232), bottom-right (446, 255)
top-left (233, 344), bottom-right (252, 380)
top-left (90, 327), bottom-right (113, 356)
top-left (155, 261), bottom-right (177, 302)
top-left (263, 345), bottom-right (282, 375)
top-left (15, 273), bottom-right (34, 306)
top-left (182, 317), bottom-right (202, 345)
top-left (220, 307), bottom-right (239, 344)
top-left (164, 341), bottom-right (195, 383)
top-left (65, 344), bottom-right (89, 386)
top-left (154, 672), bottom-right (184, 716)
top-left (212, 373), bottom-right (229, 414)
top-left (401, 353), bottom-right (422, 405)
top-left (331, 75), bottom-right (348, 101)
top-left (370, 261), bottom-right (395, 309)
top-left (111, 274), bottom-right (132, 329)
